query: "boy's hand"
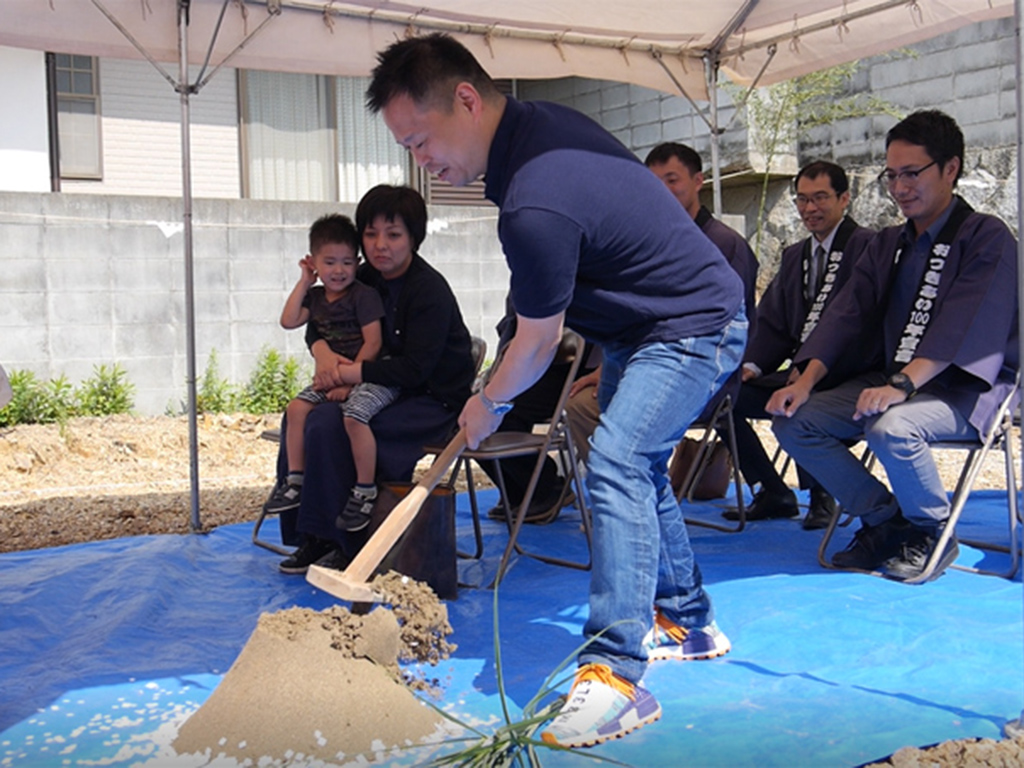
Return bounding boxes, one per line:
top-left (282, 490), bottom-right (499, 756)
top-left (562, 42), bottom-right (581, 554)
top-left (326, 385), bottom-right (352, 402)
top-left (299, 254), bottom-right (317, 286)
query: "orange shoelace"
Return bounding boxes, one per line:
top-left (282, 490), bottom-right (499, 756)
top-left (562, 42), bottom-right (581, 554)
top-left (574, 663), bottom-right (636, 700)
top-left (654, 610), bottom-right (690, 643)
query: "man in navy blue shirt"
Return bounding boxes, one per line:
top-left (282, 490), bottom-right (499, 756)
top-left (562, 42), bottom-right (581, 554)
top-left (368, 33), bottom-right (747, 748)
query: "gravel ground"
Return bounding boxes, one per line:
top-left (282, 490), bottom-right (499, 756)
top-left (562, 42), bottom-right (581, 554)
top-left (2, 413), bottom-right (1021, 766)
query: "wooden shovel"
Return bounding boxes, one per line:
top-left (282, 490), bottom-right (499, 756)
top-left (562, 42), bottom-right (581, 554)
top-left (306, 427), bottom-right (467, 603)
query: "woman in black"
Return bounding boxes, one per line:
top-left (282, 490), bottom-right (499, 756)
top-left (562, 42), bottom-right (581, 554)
top-left (275, 185), bottom-right (475, 573)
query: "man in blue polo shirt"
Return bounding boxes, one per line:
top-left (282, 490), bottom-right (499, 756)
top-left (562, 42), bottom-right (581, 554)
top-left (368, 33), bottom-right (747, 748)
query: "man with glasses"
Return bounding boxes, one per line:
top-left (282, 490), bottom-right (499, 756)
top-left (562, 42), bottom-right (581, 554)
top-left (768, 110), bottom-right (1018, 581)
top-left (728, 161), bottom-right (873, 529)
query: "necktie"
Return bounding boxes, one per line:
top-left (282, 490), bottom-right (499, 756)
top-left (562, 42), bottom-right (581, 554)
top-left (807, 244), bottom-right (825, 301)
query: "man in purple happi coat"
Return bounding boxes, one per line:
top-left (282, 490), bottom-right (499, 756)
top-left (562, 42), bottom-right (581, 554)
top-left (768, 110), bottom-right (1018, 581)
top-left (730, 161), bottom-right (874, 529)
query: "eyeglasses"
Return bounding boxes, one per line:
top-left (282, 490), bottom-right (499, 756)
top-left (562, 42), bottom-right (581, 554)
top-left (794, 192), bottom-right (835, 208)
top-left (877, 160), bottom-right (938, 188)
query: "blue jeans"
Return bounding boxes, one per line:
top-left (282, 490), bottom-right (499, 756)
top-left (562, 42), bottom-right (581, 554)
top-left (579, 311), bottom-right (747, 683)
top-left (772, 373), bottom-right (977, 530)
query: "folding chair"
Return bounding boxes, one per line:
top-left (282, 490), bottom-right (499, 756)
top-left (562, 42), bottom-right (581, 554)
top-left (672, 393), bottom-right (747, 532)
top-left (252, 427), bottom-right (293, 555)
top-left (427, 329), bottom-right (592, 587)
top-left (817, 376), bottom-right (1021, 583)
top-left (252, 336), bottom-right (488, 556)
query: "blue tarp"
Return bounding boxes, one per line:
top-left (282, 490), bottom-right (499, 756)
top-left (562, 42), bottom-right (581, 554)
top-left (1, 488), bottom-right (1021, 767)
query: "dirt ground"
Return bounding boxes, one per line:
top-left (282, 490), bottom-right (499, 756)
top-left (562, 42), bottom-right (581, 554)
top-left (2, 413), bottom-right (1022, 766)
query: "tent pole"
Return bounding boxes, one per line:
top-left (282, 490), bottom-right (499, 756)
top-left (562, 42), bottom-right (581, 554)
top-left (178, 0), bottom-right (202, 531)
top-left (1005, 0), bottom-right (1024, 738)
top-left (706, 56), bottom-right (723, 218)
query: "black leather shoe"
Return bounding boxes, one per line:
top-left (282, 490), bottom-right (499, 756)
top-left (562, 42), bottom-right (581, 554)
top-left (724, 487), bottom-right (799, 521)
top-left (883, 526), bottom-right (959, 582)
top-left (278, 536), bottom-right (336, 574)
top-left (831, 516), bottom-right (910, 570)
top-left (313, 547), bottom-right (353, 572)
top-left (802, 488), bottom-right (837, 530)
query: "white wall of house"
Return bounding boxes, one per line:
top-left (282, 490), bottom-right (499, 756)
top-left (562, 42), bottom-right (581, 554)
top-left (0, 46), bottom-right (50, 193)
top-left (61, 58), bottom-right (241, 199)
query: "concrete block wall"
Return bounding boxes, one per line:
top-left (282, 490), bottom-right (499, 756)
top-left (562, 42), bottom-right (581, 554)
top-left (0, 193), bottom-right (508, 415)
top-left (799, 17), bottom-right (1016, 170)
top-left (518, 78), bottom-right (749, 173)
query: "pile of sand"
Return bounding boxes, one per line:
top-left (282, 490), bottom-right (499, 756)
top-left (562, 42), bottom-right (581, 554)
top-left (169, 573), bottom-right (459, 766)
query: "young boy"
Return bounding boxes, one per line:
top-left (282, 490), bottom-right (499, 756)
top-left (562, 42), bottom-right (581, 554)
top-left (264, 214), bottom-right (399, 533)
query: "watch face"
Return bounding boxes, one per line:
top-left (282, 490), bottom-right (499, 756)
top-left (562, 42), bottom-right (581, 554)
top-left (888, 373), bottom-right (913, 394)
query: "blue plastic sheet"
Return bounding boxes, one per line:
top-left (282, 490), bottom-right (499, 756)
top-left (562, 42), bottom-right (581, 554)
top-left (1, 488), bottom-right (1021, 767)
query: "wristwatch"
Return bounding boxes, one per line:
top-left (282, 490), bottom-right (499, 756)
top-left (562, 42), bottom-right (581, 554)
top-left (886, 372), bottom-right (917, 399)
top-left (479, 387), bottom-right (514, 416)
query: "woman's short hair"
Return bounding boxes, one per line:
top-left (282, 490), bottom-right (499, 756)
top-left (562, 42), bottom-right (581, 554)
top-left (355, 185), bottom-right (428, 251)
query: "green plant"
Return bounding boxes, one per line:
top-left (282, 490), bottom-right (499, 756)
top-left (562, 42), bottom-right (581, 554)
top-left (238, 347), bottom-right (307, 415)
top-left (76, 363), bottom-right (135, 416)
top-left (0, 370), bottom-right (66, 426)
top-left (728, 60), bottom-right (904, 252)
top-left (413, 586), bottom-right (629, 767)
top-left (196, 349), bottom-right (239, 414)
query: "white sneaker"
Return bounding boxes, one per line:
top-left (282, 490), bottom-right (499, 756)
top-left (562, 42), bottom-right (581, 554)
top-left (540, 663), bottom-right (661, 748)
top-left (643, 610), bottom-right (731, 661)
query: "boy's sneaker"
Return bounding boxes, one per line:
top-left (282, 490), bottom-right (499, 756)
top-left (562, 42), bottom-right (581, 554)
top-left (540, 663), bottom-right (661, 749)
top-left (337, 485), bottom-right (377, 532)
top-left (643, 609), bottom-right (731, 661)
top-left (264, 481), bottom-right (302, 514)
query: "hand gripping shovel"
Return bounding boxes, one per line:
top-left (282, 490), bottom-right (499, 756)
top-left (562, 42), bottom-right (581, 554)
top-left (306, 427), bottom-right (467, 603)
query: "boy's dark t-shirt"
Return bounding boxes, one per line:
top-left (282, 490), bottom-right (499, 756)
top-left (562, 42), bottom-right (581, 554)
top-left (302, 281), bottom-right (385, 360)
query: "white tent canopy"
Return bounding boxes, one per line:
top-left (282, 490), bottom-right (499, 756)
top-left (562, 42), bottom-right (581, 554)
top-left (1, 0), bottom-right (1012, 99)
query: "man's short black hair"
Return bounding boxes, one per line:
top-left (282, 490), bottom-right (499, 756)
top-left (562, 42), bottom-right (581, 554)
top-left (366, 33), bottom-right (500, 114)
top-left (308, 213), bottom-right (359, 256)
top-left (644, 142), bottom-right (703, 176)
top-left (885, 109), bottom-right (964, 185)
top-left (794, 160), bottom-right (850, 196)
top-left (355, 185), bottom-right (428, 252)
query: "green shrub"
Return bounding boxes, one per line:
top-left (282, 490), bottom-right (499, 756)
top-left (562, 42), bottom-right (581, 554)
top-left (196, 350), bottom-right (239, 414)
top-left (0, 370), bottom-right (80, 426)
top-left (76, 363), bottom-right (135, 416)
top-left (237, 347), bottom-right (307, 415)
top-left (1, 350), bottom-right (306, 425)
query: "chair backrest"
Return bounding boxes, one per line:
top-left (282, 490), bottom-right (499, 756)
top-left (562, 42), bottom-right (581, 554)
top-left (549, 329), bottom-right (586, 428)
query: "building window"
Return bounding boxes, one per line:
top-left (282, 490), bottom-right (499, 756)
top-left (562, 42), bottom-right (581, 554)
top-left (241, 72), bottom-right (410, 202)
top-left (240, 73), bottom-right (513, 205)
top-left (54, 54), bottom-right (101, 179)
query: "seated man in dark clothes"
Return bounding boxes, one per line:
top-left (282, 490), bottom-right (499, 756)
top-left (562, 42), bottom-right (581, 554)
top-left (770, 111), bottom-right (1018, 581)
top-left (726, 161), bottom-right (874, 529)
